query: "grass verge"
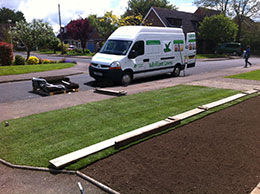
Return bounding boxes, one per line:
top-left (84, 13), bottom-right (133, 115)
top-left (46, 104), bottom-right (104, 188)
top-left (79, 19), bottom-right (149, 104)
top-left (0, 85), bottom-right (239, 170)
top-left (196, 54), bottom-right (228, 59)
top-left (227, 69), bottom-right (260, 81)
top-left (38, 50), bottom-right (94, 57)
top-left (0, 63), bottom-right (75, 76)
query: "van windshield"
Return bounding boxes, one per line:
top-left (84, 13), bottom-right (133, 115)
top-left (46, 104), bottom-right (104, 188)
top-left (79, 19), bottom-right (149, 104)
top-left (100, 40), bottom-right (132, 55)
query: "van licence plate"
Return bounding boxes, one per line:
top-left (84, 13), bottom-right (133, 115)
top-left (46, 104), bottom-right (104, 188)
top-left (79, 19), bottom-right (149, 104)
top-left (94, 72), bottom-right (103, 76)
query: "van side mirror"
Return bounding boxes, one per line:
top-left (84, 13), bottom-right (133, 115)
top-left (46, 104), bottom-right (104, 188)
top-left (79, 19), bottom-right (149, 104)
top-left (128, 50), bottom-right (136, 59)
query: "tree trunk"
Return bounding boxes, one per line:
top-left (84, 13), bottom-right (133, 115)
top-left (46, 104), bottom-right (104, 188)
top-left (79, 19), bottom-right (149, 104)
top-left (81, 39), bottom-right (87, 53)
top-left (26, 49), bottom-right (30, 61)
top-left (236, 16), bottom-right (242, 42)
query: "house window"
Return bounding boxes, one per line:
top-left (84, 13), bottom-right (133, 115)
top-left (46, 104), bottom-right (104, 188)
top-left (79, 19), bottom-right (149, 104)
top-left (166, 18), bottom-right (182, 27)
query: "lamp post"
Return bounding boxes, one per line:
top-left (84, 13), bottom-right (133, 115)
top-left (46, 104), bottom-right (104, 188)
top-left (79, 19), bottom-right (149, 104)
top-left (7, 19), bottom-right (13, 46)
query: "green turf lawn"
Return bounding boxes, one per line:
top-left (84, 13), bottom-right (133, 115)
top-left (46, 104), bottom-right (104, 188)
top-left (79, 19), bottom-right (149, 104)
top-left (0, 85), bottom-right (240, 169)
top-left (227, 69), bottom-right (260, 81)
top-left (0, 63), bottom-right (75, 76)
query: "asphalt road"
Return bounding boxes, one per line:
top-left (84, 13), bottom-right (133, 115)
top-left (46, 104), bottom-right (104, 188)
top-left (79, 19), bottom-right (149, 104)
top-left (1, 54), bottom-right (260, 103)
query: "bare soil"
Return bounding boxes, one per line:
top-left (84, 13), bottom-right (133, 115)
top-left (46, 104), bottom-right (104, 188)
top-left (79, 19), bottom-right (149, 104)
top-left (82, 96), bottom-right (260, 194)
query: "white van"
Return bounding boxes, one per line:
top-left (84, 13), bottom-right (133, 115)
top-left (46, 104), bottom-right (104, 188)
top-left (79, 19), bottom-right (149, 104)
top-left (89, 26), bottom-right (196, 85)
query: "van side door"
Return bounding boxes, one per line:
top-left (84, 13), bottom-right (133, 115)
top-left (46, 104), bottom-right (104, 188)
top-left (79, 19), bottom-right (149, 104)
top-left (186, 32), bottom-right (196, 68)
top-left (128, 40), bottom-right (146, 79)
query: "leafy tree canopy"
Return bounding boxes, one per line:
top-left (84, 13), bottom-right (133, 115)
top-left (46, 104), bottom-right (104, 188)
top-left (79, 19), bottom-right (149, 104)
top-left (66, 18), bottom-right (93, 52)
top-left (0, 7), bottom-right (25, 23)
top-left (88, 11), bottom-right (147, 40)
top-left (199, 14), bottom-right (238, 44)
top-left (193, 0), bottom-right (260, 41)
top-left (123, 0), bottom-right (177, 18)
top-left (13, 19), bottom-right (55, 60)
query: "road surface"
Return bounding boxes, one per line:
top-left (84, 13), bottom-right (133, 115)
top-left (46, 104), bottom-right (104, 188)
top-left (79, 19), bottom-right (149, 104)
top-left (1, 53), bottom-right (260, 103)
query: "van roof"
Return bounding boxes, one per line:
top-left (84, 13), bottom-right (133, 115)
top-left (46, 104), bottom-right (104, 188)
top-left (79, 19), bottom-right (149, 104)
top-left (109, 26), bottom-right (183, 40)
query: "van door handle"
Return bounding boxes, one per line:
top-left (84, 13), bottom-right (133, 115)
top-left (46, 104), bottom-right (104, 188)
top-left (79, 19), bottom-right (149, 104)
top-left (143, 59), bottom-right (149, 62)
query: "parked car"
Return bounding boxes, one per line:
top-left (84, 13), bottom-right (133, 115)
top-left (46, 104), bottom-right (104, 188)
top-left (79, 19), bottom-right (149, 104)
top-left (68, 45), bottom-right (76, 51)
top-left (214, 42), bottom-right (242, 56)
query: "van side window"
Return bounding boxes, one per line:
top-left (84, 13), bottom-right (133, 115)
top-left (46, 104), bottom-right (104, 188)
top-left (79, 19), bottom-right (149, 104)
top-left (129, 41), bottom-right (144, 59)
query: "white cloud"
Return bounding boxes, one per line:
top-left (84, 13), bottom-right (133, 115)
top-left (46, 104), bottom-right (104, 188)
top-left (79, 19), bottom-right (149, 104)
top-left (2, 0), bottom-right (199, 33)
top-left (0, 0), bottom-right (19, 10)
top-left (15, 0), bottom-right (129, 33)
top-left (169, 0), bottom-right (197, 13)
top-left (178, 3), bottom-right (197, 13)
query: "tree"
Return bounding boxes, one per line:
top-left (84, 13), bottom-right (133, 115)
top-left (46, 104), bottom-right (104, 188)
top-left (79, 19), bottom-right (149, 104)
top-left (199, 14), bottom-right (238, 45)
top-left (89, 12), bottom-right (148, 40)
top-left (193, 0), bottom-right (260, 41)
top-left (13, 19), bottom-right (55, 60)
top-left (48, 34), bottom-right (60, 54)
top-left (0, 7), bottom-right (25, 23)
top-left (123, 0), bottom-right (177, 18)
top-left (119, 14), bottom-right (147, 26)
top-left (239, 19), bottom-right (260, 55)
top-left (88, 12), bottom-right (118, 40)
top-left (66, 18), bottom-right (93, 52)
top-left (232, 0), bottom-right (260, 41)
top-left (193, 0), bottom-right (231, 15)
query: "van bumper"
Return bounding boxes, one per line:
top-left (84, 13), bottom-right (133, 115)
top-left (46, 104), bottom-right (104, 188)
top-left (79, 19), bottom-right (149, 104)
top-left (89, 66), bottom-right (123, 82)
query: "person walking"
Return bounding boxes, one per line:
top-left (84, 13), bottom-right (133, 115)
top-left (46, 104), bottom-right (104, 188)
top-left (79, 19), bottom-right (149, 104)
top-left (244, 45), bottom-right (252, 68)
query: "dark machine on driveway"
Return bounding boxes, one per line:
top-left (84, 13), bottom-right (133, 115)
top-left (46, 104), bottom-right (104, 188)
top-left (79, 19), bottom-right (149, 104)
top-left (32, 76), bottom-right (79, 96)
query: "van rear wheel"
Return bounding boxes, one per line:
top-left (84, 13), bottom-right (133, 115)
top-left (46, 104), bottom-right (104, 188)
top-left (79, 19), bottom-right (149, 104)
top-left (121, 72), bottom-right (132, 86)
top-left (172, 66), bottom-right (181, 77)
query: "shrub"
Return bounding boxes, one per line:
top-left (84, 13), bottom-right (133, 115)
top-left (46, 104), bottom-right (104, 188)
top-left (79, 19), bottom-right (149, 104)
top-left (27, 56), bottom-right (39, 65)
top-left (0, 42), bottom-right (13, 66)
top-left (74, 48), bottom-right (82, 53)
top-left (84, 49), bottom-right (92, 55)
top-left (59, 58), bottom-right (76, 64)
top-left (42, 59), bottom-right (51, 64)
top-left (14, 55), bottom-right (25, 65)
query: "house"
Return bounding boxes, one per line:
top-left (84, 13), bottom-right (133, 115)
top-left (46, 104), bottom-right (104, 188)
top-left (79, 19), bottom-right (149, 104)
top-left (143, 7), bottom-right (221, 53)
top-left (59, 26), bottom-right (104, 53)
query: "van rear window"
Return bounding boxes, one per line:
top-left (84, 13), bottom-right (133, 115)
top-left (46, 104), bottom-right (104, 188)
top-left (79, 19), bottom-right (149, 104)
top-left (100, 40), bottom-right (132, 55)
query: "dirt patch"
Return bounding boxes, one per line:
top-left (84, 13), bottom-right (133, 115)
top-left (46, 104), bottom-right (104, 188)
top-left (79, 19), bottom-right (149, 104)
top-left (82, 96), bottom-right (260, 194)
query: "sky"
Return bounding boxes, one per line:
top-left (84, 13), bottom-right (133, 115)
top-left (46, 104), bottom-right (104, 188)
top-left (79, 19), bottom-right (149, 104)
top-left (0, 0), bottom-right (197, 33)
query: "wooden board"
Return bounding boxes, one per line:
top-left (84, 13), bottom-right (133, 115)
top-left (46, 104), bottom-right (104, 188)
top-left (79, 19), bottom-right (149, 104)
top-left (49, 138), bottom-right (117, 168)
top-left (243, 89), bottom-right (259, 95)
top-left (94, 88), bottom-right (127, 96)
top-left (250, 183), bottom-right (260, 194)
top-left (199, 93), bottom-right (246, 110)
top-left (169, 108), bottom-right (205, 121)
top-left (114, 119), bottom-right (181, 149)
top-left (50, 118), bottom-right (180, 168)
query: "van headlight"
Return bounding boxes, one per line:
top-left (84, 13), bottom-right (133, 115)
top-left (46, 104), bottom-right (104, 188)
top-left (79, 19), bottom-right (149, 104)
top-left (109, 61), bottom-right (121, 70)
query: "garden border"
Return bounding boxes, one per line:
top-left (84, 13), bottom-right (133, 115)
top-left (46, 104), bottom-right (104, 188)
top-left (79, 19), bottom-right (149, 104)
top-left (49, 89), bottom-right (259, 169)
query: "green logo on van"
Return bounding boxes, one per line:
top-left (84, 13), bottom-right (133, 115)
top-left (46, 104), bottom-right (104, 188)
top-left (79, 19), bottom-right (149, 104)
top-left (149, 61), bottom-right (173, 68)
top-left (134, 64), bottom-right (143, 68)
top-left (164, 41), bottom-right (171, 53)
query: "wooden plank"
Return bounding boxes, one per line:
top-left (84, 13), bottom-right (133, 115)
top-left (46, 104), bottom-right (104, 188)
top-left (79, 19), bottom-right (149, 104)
top-left (50, 119), bottom-right (180, 168)
top-left (114, 119), bottom-right (180, 149)
top-left (169, 108), bottom-right (205, 121)
top-left (95, 88), bottom-right (127, 96)
top-left (250, 183), bottom-right (260, 194)
top-left (243, 89), bottom-right (258, 95)
top-left (199, 93), bottom-right (246, 110)
top-left (49, 138), bottom-right (116, 168)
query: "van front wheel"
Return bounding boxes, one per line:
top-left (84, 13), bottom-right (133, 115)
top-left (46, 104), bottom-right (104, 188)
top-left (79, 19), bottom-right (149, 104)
top-left (121, 72), bottom-right (132, 86)
top-left (172, 66), bottom-right (181, 77)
